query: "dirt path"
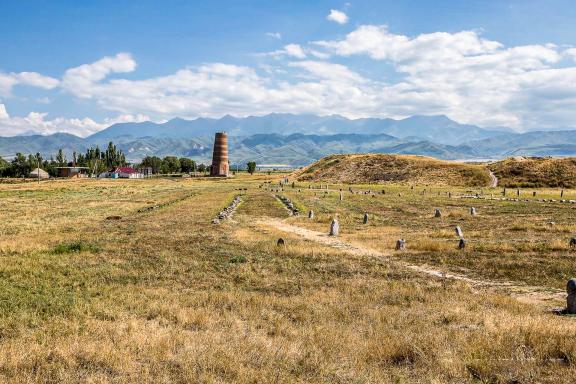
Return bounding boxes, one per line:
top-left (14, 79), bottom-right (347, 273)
top-left (488, 170), bottom-right (498, 188)
top-left (258, 218), bottom-right (564, 308)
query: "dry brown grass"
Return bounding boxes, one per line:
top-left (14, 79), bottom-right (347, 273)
top-left (490, 157), bottom-right (576, 188)
top-left (294, 154), bottom-right (492, 186)
top-left (0, 176), bottom-right (576, 382)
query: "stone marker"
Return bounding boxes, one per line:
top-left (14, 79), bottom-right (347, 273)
top-left (503, 187), bottom-right (506, 196)
top-left (561, 189), bottom-right (564, 198)
top-left (570, 237), bottom-right (576, 248)
top-left (363, 213), bottom-right (369, 224)
top-left (339, 192), bottom-right (343, 201)
top-left (455, 226), bottom-right (464, 238)
top-left (533, 191), bottom-right (537, 197)
top-left (567, 278), bottom-right (576, 314)
top-left (517, 188), bottom-right (520, 196)
top-left (329, 218), bottom-right (339, 236)
top-left (448, 192), bottom-right (452, 198)
top-left (458, 238), bottom-right (466, 249)
top-left (277, 238), bottom-right (285, 246)
top-left (308, 210), bottom-right (314, 219)
top-left (434, 208), bottom-right (442, 218)
top-left (470, 207), bottom-right (477, 216)
top-left (395, 239), bottom-right (406, 251)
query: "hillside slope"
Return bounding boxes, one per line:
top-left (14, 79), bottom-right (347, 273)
top-left (489, 157), bottom-right (576, 188)
top-left (294, 154), bottom-right (492, 186)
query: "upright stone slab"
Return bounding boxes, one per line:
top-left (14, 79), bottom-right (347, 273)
top-left (470, 207), bottom-right (477, 216)
top-left (308, 210), bottom-right (314, 219)
top-left (567, 278), bottom-right (576, 314)
top-left (329, 219), bottom-right (339, 236)
top-left (363, 213), bottom-right (369, 224)
top-left (395, 239), bottom-right (406, 251)
top-left (458, 238), bottom-right (466, 249)
top-left (339, 192), bottom-right (343, 201)
top-left (455, 226), bottom-right (464, 238)
top-left (434, 209), bottom-right (442, 218)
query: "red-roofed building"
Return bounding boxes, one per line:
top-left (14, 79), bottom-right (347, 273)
top-left (99, 166), bottom-right (144, 179)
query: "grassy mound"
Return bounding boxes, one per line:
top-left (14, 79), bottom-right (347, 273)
top-left (294, 154), bottom-right (491, 186)
top-left (490, 157), bottom-right (576, 188)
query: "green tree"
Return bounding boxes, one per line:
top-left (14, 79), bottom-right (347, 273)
top-left (247, 161), bottom-right (257, 175)
top-left (56, 149), bottom-right (66, 166)
top-left (11, 153), bottom-right (30, 177)
top-left (162, 156), bottom-right (181, 174)
top-left (0, 157), bottom-right (9, 177)
top-left (141, 156), bottom-right (163, 174)
top-left (179, 158), bottom-right (196, 173)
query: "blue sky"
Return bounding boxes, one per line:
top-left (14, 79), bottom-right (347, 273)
top-left (1, 0), bottom-right (576, 136)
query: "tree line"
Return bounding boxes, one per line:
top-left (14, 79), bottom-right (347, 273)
top-left (0, 142), bottom-right (259, 178)
top-left (0, 142), bottom-right (127, 178)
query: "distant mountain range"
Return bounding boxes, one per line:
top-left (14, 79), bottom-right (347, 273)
top-left (1, 114), bottom-right (575, 166)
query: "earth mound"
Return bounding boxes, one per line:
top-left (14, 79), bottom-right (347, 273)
top-left (294, 154), bottom-right (492, 186)
top-left (490, 157), bottom-right (576, 188)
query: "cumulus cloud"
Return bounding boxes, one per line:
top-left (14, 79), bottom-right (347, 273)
top-left (4, 24), bottom-right (576, 135)
top-left (313, 25), bottom-right (576, 127)
top-left (0, 71), bottom-right (59, 97)
top-left (283, 44), bottom-right (307, 59)
top-left (289, 61), bottom-right (364, 83)
top-left (327, 9), bottom-right (349, 24)
top-left (0, 103), bottom-right (148, 137)
top-left (264, 44), bottom-right (307, 59)
top-left (566, 48), bottom-right (576, 61)
top-left (62, 52), bottom-right (136, 98)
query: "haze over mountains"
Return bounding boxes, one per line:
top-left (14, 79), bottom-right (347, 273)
top-left (1, 114), bottom-right (575, 166)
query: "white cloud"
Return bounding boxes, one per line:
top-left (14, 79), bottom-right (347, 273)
top-left (5, 24), bottom-right (576, 136)
top-left (0, 103), bottom-right (9, 119)
top-left (314, 25), bottom-right (576, 128)
top-left (327, 9), bottom-right (349, 25)
top-left (14, 72), bottom-right (60, 89)
top-left (259, 43), bottom-right (307, 59)
top-left (283, 44), bottom-right (307, 59)
top-left (0, 103), bottom-right (149, 137)
top-left (266, 32), bottom-right (282, 40)
top-left (0, 71), bottom-right (59, 97)
top-left (566, 48), bottom-right (576, 61)
top-left (62, 52), bottom-right (136, 98)
top-left (289, 61), bottom-right (364, 83)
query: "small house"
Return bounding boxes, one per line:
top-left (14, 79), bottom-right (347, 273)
top-left (29, 168), bottom-right (49, 179)
top-left (100, 167), bottom-right (144, 179)
top-left (56, 167), bottom-right (89, 178)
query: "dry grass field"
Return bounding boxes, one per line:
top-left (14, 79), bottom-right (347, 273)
top-left (1, 175), bottom-right (576, 382)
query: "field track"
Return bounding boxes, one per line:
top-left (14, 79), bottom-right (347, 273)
top-left (259, 217), bottom-right (565, 308)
